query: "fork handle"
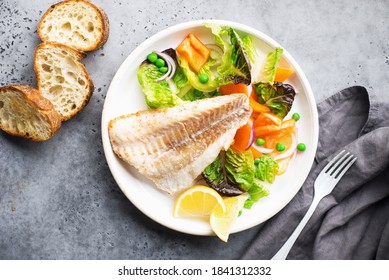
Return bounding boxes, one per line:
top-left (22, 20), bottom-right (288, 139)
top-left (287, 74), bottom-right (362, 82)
top-left (271, 196), bottom-right (321, 260)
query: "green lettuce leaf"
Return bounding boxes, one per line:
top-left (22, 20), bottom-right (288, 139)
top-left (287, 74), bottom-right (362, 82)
top-left (225, 148), bottom-right (254, 192)
top-left (254, 82), bottom-right (296, 118)
top-left (205, 24), bottom-right (252, 86)
top-left (203, 155), bottom-right (224, 187)
top-left (137, 62), bottom-right (182, 108)
top-left (173, 61), bottom-right (190, 91)
top-left (181, 89), bottom-right (221, 101)
top-left (241, 35), bottom-right (258, 64)
top-left (202, 154), bottom-right (244, 196)
top-left (203, 149), bottom-right (273, 209)
top-left (254, 154), bottom-right (279, 184)
top-left (244, 179), bottom-right (269, 209)
top-left (258, 47), bottom-right (283, 84)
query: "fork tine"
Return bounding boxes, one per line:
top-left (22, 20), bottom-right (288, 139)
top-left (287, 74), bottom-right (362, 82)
top-left (324, 150), bottom-right (346, 173)
top-left (332, 153), bottom-right (354, 177)
top-left (334, 156), bottom-right (357, 179)
top-left (328, 152), bottom-right (351, 175)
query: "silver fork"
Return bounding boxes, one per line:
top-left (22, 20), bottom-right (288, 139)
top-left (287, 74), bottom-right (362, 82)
top-left (271, 150), bottom-right (357, 260)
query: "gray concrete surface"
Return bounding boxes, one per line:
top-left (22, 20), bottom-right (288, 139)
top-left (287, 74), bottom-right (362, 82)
top-left (1, 0), bottom-right (388, 259)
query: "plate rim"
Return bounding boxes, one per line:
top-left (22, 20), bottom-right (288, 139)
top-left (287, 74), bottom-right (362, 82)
top-left (101, 19), bottom-right (319, 236)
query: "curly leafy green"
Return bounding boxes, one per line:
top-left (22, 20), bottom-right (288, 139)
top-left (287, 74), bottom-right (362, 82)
top-left (254, 154), bottom-right (279, 184)
top-left (254, 82), bottom-right (296, 118)
top-left (225, 148), bottom-right (254, 192)
top-left (203, 150), bottom-right (275, 209)
top-left (205, 23), bottom-right (252, 86)
top-left (202, 154), bottom-right (244, 196)
top-left (202, 148), bottom-right (255, 195)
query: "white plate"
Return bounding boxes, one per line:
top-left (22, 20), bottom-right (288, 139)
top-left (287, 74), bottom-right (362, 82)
top-left (101, 20), bottom-right (319, 236)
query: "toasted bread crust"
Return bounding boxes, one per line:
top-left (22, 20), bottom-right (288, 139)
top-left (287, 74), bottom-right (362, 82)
top-left (34, 42), bottom-right (94, 121)
top-left (93, 2), bottom-right (110, 50)
top-left (0, 84), bottom-right (62, 141)
top-left (38, 0), bottom-right (110, 52)
top-left (35, 41), bottom-right (86, 61)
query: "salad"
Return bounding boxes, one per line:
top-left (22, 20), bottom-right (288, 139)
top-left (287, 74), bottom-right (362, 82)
top-left (136, 23), bottom-right (306, 241)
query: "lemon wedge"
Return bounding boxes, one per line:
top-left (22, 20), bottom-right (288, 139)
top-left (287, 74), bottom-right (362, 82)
top-left (173, 185), bottom-right (226, 218)
top-left (210, 193), bottom-right (249, 242)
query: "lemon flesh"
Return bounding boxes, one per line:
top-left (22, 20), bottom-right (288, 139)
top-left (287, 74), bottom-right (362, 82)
top-left (210, 194), bottom-right (249, 242)
top-left (173, 185), bottom-right (226, 218)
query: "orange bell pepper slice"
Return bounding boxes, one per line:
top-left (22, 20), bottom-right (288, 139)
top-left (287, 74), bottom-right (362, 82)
top-left (249, 98), bottom-right (271, 114)
top-left (176, 33), bottom-right (210, 72)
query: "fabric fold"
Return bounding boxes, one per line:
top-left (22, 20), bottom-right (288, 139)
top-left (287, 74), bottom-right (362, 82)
top-left (241, 86), bottom-right (389, 260)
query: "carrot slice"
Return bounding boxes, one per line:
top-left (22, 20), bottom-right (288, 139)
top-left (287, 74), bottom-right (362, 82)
top-left (249, 85), bottom-right (258, 102)
top-left (255, 118), bottom-right (296, 142)
top-left (232, 122), bottom-right (252, 153)
top-left (265, 131), bottom-right (293, 150)
top-left (219, 83), bottom-right (248, 96)
top-left (254, 124), bottom-right (281, 137)
top-left (254, 112), bottom-right (282, 127)
top-left (274, 67), bottom-right (295, 82)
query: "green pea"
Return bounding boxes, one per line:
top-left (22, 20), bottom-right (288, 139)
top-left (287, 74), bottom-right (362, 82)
top-left (254, 158), bottom-right (260, 165)
top-left (155, 58), bottom-right (165, 67)
top-left (256, 138), bottom-right (265, 146)
top-left (198, 73), bottom-right (209, 84)
top-left (276, 142), bottom-right (286, 152)
top-left (159, 66), bottom-right (168, 73)
top-left (297, 143), bottom-right (306, 151)
top-left (292, 113), bottom-right (300, 121)
top-left (147, 52), bottom-right (158, 63)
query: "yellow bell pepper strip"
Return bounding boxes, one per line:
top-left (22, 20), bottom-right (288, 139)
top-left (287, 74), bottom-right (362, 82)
top-left (274, 67), bottom-right (295, 82)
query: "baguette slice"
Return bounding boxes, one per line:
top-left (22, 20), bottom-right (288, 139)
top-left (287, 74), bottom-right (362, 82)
top-left (34, 42), bottom-right (94, 121)
top-left (38, 0), bottom-right (109, 52)
top-left (0, 84), bottom-right (61, 141)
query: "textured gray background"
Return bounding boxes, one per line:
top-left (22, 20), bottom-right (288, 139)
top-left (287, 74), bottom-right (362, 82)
top-left (0, 0), bottom-right (388, 259)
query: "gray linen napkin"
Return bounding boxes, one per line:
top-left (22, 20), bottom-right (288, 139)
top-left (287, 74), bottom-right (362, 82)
top-left (241, 86), bottom-right (389, 260)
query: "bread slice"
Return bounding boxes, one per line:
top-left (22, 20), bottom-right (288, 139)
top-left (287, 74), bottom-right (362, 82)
top-left (34, 42), bottom-right (94, 121)
top-left (0, 84), bottom-right (62, 141)
top-left (38, 0), bottom-right (109, 52)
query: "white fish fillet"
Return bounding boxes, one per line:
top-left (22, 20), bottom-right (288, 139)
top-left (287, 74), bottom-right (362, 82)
top-left (108, 93), bottom-right (251, 194)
